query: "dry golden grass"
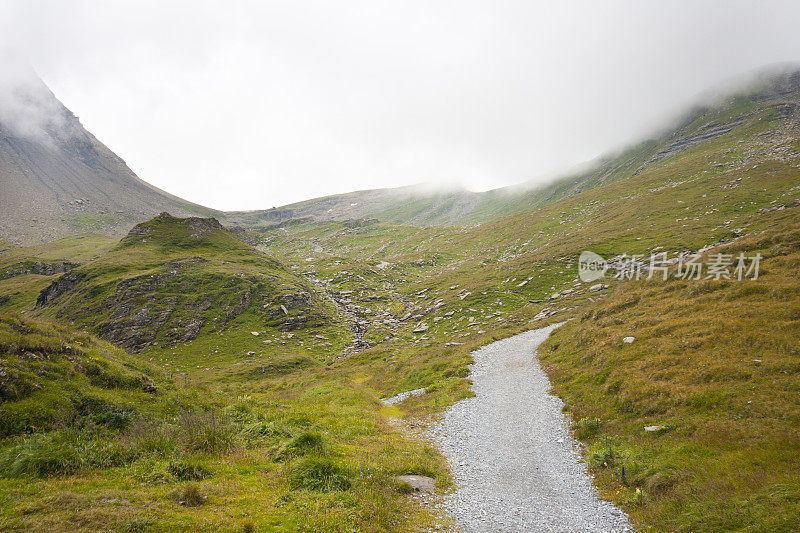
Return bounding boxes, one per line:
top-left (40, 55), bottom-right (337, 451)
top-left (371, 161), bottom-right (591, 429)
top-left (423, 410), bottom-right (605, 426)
top-left (540, 210), bottom-right (800, 532)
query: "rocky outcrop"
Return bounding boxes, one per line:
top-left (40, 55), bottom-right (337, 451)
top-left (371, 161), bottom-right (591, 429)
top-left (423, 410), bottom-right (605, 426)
top-left (35, 272), bottom-right (86, 308)
top-left (98, 301), bottom-right (176, 352)
top-left (2, 260), bottom-right (79, 280)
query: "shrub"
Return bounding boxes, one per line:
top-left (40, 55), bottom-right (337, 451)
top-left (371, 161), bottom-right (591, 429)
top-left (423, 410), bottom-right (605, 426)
top-left (289, 457), bottom-right (352, 492)
top-left (175, 483), bottom-right (206, 506)
top-left (575, 417), bottom-right (602, 440)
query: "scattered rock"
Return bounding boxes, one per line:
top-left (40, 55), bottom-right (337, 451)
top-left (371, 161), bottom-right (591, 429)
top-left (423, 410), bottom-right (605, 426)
top-left (413, 324), bottom-right (429, 333)
top-left (644, 425), bottom-right (666, 433)
top-left (382, 387), bottom-right (427, 405)
top-left (623, 336), bottom-right (635, 344)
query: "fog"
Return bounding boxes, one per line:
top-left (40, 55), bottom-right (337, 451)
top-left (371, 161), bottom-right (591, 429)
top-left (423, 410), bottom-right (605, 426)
top-left (0, 63), bottom-right (74, 147)
top-left (2, 0), bottom-right (800, 210)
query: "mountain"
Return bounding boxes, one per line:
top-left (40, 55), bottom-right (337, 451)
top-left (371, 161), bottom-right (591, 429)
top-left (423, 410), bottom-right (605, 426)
top-left (4, 67), bottom-right (799, 247)
top-left (0, 72), bottom-right (217, 245)
top-left (2, 65), bottom-right (800, 531)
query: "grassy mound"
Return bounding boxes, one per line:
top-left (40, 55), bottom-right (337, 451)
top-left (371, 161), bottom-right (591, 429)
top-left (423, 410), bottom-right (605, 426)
top-left (31, 214), bottom-right (339, 353)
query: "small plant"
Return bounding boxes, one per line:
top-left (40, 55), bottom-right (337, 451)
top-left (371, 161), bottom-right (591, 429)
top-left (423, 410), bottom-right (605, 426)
top-left (0, 430), bottom-right (135, 477)
top-left (395, 479), bottom-right (414, 494)
top-left (239, 421), bottom-right (289, 447)
top-left (588, 440), bottom-right (620, 469)
top-left (178, 410), bottom-right (235, 454)
top-left (574, 417), bottom-right (602, 440)
top-left (175, 483), bottom-right (206, 506)
top-left (93, 409), bottom-right (135, 430)
top-left (289, 457), bottom-right (352, 492)
top-left (125, 419), bottom-right (176, 457)
top-left (241, 519), bottom-right (256, 533)
top-left (623, 487), bottom-right (646, 506)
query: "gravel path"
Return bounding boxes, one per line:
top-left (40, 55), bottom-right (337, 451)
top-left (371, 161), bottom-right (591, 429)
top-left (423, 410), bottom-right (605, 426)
top-left (431, 324), bottom-right (632, 532)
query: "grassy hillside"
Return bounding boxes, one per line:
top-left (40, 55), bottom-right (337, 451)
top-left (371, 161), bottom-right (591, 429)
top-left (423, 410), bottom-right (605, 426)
top-left (31, 214), bottom-right (348, 355)
top-left (540, 210), bottom-right (800, 532)
top-left (0, 313), bottom-right (162, 439)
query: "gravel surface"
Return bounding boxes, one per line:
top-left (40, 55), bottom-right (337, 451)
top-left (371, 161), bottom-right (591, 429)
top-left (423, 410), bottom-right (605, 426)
top-left (431, 324), bottom-right (633, 532)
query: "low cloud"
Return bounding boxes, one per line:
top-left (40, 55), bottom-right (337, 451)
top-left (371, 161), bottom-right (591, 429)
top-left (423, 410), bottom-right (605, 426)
top-left (0, 64), bottom-right (77, 147)
top-left (2, 1), bottom-right (800, 210)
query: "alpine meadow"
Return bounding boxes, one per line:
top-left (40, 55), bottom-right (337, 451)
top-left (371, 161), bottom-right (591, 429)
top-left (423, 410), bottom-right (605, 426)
top-left (2, 3), bottom-right (800, 532)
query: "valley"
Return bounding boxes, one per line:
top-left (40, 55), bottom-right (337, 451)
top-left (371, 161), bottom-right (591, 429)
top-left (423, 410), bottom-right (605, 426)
top-left (1, 69), bottom-right (800, 531)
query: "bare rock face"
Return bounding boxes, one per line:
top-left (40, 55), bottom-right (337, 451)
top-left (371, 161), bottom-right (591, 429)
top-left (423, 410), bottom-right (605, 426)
top-left (35, 271), bottom-right (86, 308)
top-left (99, 302), bottom-right (176, 353)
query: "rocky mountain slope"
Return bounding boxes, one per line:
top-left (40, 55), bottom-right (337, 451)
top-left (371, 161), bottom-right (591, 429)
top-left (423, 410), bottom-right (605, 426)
top-left (0, 73), bottom-right (216, 245)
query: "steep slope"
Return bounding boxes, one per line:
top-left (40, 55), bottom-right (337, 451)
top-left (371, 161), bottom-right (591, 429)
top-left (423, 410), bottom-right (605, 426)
top-left (0, 72), bottom-right (217, 245)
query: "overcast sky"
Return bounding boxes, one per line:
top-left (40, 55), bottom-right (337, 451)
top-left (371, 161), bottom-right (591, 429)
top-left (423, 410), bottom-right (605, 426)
top-left (2, 0), bottom-right (800, 210)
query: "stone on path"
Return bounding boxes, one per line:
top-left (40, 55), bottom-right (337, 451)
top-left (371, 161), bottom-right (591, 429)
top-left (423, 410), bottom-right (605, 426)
top-left (397, 475), bottom-right (436, 492)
